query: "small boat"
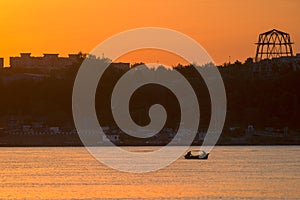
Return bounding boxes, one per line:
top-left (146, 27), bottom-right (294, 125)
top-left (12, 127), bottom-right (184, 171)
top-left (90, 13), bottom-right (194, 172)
top-left (184, 150), bottom-right (209, 160)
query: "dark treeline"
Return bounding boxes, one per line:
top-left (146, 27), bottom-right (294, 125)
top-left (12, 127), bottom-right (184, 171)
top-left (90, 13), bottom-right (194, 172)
top-left (0, 57), bottom-right (300, 130)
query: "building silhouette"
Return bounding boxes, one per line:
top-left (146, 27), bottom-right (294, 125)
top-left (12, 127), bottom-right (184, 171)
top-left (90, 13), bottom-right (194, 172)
top-left (0, 57), bottom-right (3, 68)
top-left (9, 53), bottom-right (82, 71)
top-left (8, 53), bottom-right (130, 72)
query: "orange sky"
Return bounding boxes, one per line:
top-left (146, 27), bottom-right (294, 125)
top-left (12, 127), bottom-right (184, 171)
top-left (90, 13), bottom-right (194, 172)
top-left (0, 0), bottom-right (299, 66)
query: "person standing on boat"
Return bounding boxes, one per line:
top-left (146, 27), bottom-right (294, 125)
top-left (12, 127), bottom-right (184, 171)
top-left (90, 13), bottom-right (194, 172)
top-left (186, 151), bottom-right (192, 157)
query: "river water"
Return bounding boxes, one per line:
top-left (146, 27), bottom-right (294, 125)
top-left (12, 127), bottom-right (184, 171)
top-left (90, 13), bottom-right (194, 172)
top-left (0, 146), bottom-right (299, 199)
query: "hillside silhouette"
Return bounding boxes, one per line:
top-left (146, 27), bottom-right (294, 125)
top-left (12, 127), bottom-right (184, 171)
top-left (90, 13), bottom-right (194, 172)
top-left (0, 55), bottom-right (300, 145)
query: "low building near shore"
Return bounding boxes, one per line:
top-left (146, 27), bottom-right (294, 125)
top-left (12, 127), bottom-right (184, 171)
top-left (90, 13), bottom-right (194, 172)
top-left (0, 58), bottom-right (3, 68)
top-left (102, 134), bottom-right (119, 143)
top-left (49, 127), bottom-right (60, 134)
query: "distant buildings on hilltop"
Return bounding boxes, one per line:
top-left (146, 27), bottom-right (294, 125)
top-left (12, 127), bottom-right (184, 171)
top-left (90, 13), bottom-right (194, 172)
top-left (9, 53), bottom-right (82, 70)
top-left (0, 52), bottom-right (130, 72)
top-left (0, 53), bottom-right (130, 84)
top-left (0, 47), bottom-right (299, 76)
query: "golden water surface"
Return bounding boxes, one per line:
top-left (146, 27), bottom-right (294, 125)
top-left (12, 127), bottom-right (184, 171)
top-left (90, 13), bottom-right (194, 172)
top-left (0, 146), bottom-right (299, 199)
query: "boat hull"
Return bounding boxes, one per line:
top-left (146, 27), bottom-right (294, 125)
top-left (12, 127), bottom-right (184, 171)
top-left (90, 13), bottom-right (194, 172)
top-left (184, 153), bottom-right (209, 160)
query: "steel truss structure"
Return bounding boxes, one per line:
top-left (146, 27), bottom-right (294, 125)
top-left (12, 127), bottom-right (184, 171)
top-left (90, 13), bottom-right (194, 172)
top-left (255, 29), bottom-right (293, 62)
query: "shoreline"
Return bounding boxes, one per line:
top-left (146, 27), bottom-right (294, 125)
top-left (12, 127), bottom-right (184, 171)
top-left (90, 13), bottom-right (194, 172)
top-left (0, 144), bottom-right (299, 147)
top-left (1, 131), bottom-right (299, 147)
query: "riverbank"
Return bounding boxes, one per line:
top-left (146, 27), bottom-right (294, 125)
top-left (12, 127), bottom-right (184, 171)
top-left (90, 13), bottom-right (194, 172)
top-left (0, 133), bottom-right (299, 147)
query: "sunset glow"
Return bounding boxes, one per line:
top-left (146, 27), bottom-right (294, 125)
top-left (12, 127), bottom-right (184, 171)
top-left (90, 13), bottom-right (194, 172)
top-left (0, 0), bottom-right (299, 66)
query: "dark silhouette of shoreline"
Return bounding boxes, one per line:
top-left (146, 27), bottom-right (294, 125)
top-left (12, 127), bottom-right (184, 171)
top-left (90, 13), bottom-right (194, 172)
top-left (0, 53), bottom-right (300, 146)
